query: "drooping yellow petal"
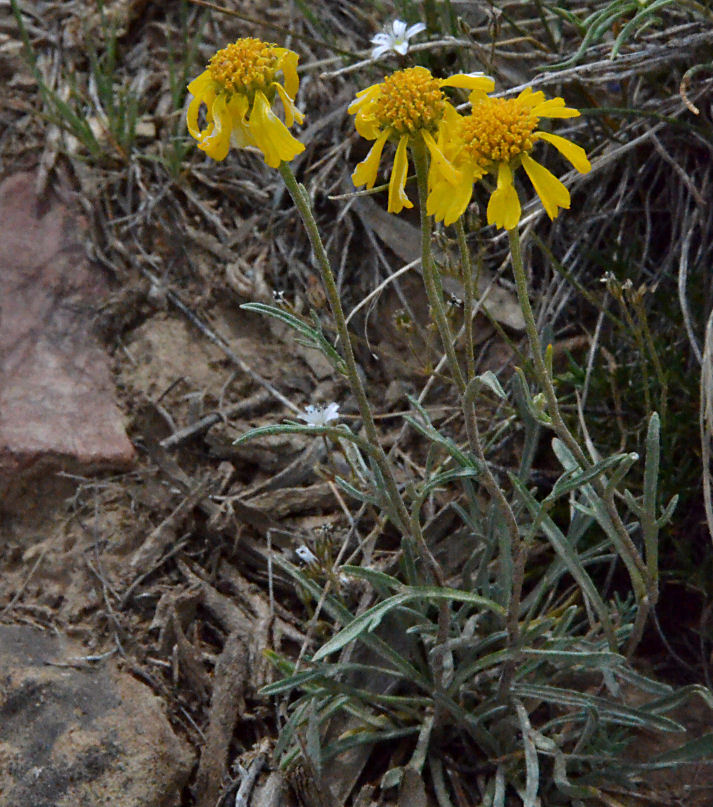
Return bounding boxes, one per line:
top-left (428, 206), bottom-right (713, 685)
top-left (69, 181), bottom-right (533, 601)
top-left (198, 94), bottom-right (232, 161)
top-left (274, 82), bottom-right (304, 127)
top-left (388, 135), bottom-right (413, 214)
top-left (348, 84), bottom-right (380, 115)
top-left (531, 97), bottom-right (580, 118)
top-left (187, 69), bottom-right (213, 98)
top-left (249, 90), bottom-right (305, 168)
top-left (534, 131), bottom-right (591, 173)
top-left (441, 73), bottom-right (495, 93)
top-left (423, 130), bottom-right (460, 186)
top-left (187, 91), bottom-right (213, 139)
top-left (275, 47), bottom-right (300, 99)
top-left (186, 71), bottom-right (216, 139)
top-left (227, 94), bottom-right (252, 148)
top-left (521, 153), bottom-right (570, 219)
top-left (352, 132), bottom-right (389, 189)
top-left (427, 170), bottom-right (476, 226)
top-left (487, 162), bottom-right (521, 230)
top-left (353, 105), bottom-right (382, 140)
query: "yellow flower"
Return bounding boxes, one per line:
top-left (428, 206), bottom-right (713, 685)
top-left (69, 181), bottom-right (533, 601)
top-left (427, 87), bottom-right (591, 229)
top-left (349, 66), bottom-right (495, 214)
top-left (186, 38), bottom-right (304, 167)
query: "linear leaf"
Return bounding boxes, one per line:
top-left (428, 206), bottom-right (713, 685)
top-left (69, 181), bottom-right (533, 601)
top-left (313, 587), bottom-right (505, 662)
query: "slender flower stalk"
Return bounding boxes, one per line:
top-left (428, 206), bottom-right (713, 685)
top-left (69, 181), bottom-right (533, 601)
top-left (508, 227), bottom-right (654, 653)
top-left (412, 140), bottom-right (466, 392)
top-left (278, 162), bottom-right (411, 533)
top-left (464, 380), bottom-right (528, 698)
top-left (455, 218), bottom-right (476, 382)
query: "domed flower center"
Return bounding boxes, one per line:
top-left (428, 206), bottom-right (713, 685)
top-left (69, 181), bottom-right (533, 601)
top-left (374, 66), bottom-right (446, 135)
top-left (208, 38), bottom-right (277, 95)
top-left (461, 97), bottom-right (538, 166)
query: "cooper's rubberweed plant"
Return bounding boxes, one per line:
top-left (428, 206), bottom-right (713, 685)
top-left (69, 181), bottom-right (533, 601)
top-left (186, 33), bottom-right (712, 805)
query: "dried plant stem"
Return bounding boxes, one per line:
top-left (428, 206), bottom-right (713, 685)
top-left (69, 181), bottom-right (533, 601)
top-left (412, 139), bottom-right (466, 394)
top-left (278, 162), bottom-right (410, 534)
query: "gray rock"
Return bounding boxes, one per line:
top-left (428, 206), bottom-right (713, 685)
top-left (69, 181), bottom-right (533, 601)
top-left (0, 625), bottom-right (194, 807)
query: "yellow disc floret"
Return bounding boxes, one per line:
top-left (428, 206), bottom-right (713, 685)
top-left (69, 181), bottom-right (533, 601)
top-left (208, 38), bottom-right (277, 97)
top-left (461, 97), bottom-right (538, 167)
top-left (374, 67), bottom-right (446, 135)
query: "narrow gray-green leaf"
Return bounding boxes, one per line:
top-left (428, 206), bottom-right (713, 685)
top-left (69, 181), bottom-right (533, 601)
top-left (313, 587), bottom-right (505, 661)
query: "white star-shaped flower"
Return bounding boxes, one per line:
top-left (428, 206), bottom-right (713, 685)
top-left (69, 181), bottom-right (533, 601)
top-left (297, 402), bottom-right (340, 427)
top-left (370, 19), bottom-right (426, 59)
top-left (295, 544), bottom-right (319, 565)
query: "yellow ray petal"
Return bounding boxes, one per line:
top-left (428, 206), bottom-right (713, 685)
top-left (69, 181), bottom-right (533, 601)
top-left (427, 170), bottom-right (475, 226)
top-left (532, 97), bottom-right (580, 118)
top-left (516, 87), bottom-right (545, 107)
top-left (198, 93), bottom-right (232, 161)
top-left (487, 162), bottom-right (520, 230)
top-left (187, 91), bottom-right (213, 139)
top-left (249, 90), bottom-right (305, 168)
top-left (187, 70), bottom-right (213, 97)
top-left (274, 82), bottom-right (304, 127)
top-left (354, 108), bottom-right (381, 140)
top-left (275, 48), bottom-right (300, 99)
top-left (534, 131), bottom-right (591, 173)
top-left (423, 130), bottom-right (460, 186)
top-left (348, 84), bottom-right (380, 114)
top-left (388, 135), bottom-right (413, 214)
top-left (352, 132), bottom-right (389, 189)
top-left (441, 73), bottom-right (495, 93)
top-left (521, 153), bottom-right (570, 219)
top-left (435, 104), bottom-right (462, 158)
top-left (227, 94), bottom-right (252, 148)
top-left (186, 72), bottom-right (216, 139)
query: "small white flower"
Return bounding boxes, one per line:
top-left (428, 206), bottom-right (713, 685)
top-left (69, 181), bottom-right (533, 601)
top-left (297, 402), bottom-right (340, 427)
top-left (295, 545), bottom-right (319, 565)
top-left (370, 19), bottom-right (426, 59)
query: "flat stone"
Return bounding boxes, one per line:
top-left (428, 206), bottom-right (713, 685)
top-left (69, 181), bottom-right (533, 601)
top-left (0, 624), bottom-right (194, 807)
top-left (0, 173), bottom-right (135, 498)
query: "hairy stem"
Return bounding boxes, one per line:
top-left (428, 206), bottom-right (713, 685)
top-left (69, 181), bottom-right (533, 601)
top-left (455, 219), bottom-right (476, 382)
top-left (507, 227), bottom-right (654, 651)
top-left (279, 162), bottom-right (410, 534)
top-left (412, 139), bottom-right (466, 393)
top-left (463, 378), bottom-right (526, 697)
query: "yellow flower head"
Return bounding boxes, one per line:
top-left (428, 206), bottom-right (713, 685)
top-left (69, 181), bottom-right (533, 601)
top-left (427, 87), bottom-right (592, 229)
top-left (186, 38), bottom-right (304, 167)
top-left (349, 66), bottom-right (495, 214)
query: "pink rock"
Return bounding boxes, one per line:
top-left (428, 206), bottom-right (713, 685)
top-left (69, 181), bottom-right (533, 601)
top-left (0, 173), bottom-right (134, 497)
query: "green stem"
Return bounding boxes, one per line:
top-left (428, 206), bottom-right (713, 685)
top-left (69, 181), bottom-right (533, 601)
top-left (455, 219), bottom-right (476, 382)
top-left (279, 162), bottom-right (410, 534)
top-left (463, 378), bottom-right (525, 698)
top-left (508, 228), bottom-right (587, 465)
top-left (411, 139), bottom-right (466, 394)
top-left (507, 227), bottom-right (653, 649)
